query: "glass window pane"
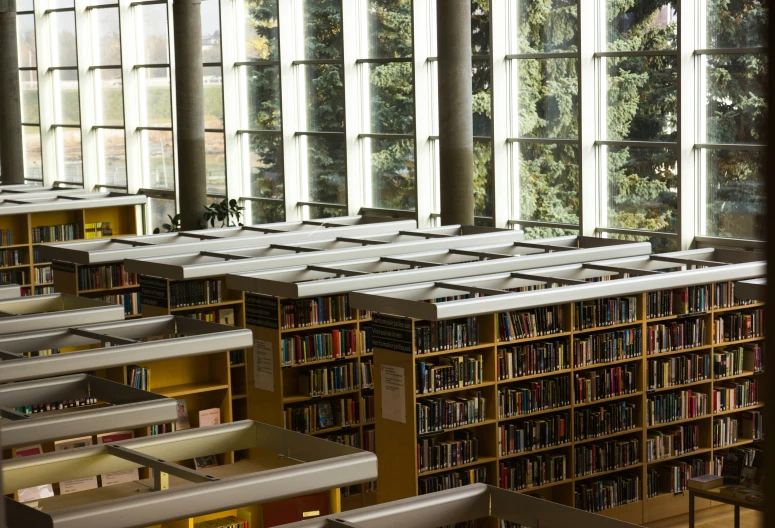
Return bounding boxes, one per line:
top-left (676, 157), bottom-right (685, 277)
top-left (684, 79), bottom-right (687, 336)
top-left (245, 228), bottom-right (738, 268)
top-left (706, 0), bottom-right (768, 48)
top-left (516, 58), bottom-right (578, 139)
top-left (303, 0), bottom-right (343, 60)
top-left (305, 134), bottom-right (346, 205)
top-left (20, 71), bottom-right (39, 124)
top-left (703, 148), bottom-right (765, 240)
top-left (90, 0), bottom-right (119, 5)
top-left (202, 0), bottom-right (222, 62)
top-left (136, 4), bottom-right (170, 64)
top-left (606, 145), bottom-right (677, 233)
top-left (92, 8), bottom-right (121, 66)
top-left (524, 226), bottom-right (579, 239)
top-left (95, 68), bottom-right (123, 126)
top-left (606, 55), bottom-right (677, 142)
top-left (143, 130), bottom-right (175, 189)
top-left (473, 59), bottom-right (491, 137)
top-left (139, 67), bottom-right (172, 127)
top-left (204, 66), bottom-right (224, 129)
top-left (59, 128), bottom-right (83, 183)
top-left (18, 0), bottom-right (34, 11)
top-left (368, 62), bottom-right (414, 134)
top-left (148, 198), bottom-right (177, 234)
top-left (601, 231), bottom-right (679, 252)
top-left (474, 139), bottom-right (493, 218)
top-left (370, 138), bottom-right (415, 211)
top-left (307, 205), bottom-right (347, 219)
top-left (205, 132), bottom-right (226, 194)
top-left (518, 142), bottom-right (579, 226)
top-left (243, 0), bottom-right (279, 61)
top-left (22, 126), bottom-right (42, 181)
top-left (367, 0), bottom-right (412, 59)
top-left (54, 70), bottom-right (79, 125)
top-left (244, 65), bottom-right (281, 130)
top-left (516, 0), bottom-right (578, 54)
top-left (247, 134), bottom-right (283, 198)
top-left (606, 2), bottom-right (676, 51)
top-left (303, 64), bottom-right (344, 132)
top-left (472, 0), bottom-right (490, 55)
top-left (705, 54), bottom-right (768, 144)
top-left (17, 14), bottom-right (36, 68)
top-left (247, 200), bottom-right (284, 224)
top-left (51, 11), bottom-right (78, 67)
top-left (54, 0), bottom-right (75, 7)
top-left (98, 128), bottom-right (127, 187)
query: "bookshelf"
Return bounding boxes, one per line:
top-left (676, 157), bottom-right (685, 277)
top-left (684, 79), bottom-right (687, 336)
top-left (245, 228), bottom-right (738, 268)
top-left (2, 420), bottom-right (377, 528)
top-left (0, 293), bottom-right (124, 334)
top-left (224, 237), bottom-right (650, 512)
top-left (0, 191), bottom-right (144, 297)
top-left (348, 247), bottom-right (765, 525)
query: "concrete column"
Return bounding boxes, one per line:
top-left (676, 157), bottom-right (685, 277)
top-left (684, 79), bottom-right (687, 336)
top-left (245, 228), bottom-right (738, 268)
top-left (172, 0), bottom-right (206, 230)
top-left (0, 0), bottom-right (25, 185)
top-left (436, 0), bottom-right (474, 226)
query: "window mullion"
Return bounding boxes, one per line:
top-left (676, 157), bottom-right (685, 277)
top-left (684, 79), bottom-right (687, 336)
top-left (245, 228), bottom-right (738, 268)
top-left (678, 0), bottom-right (697, 249)
top-left (277, 0), bottom-right (301, 221)
top-left (341, 0), bottom-right (361, 217)
top-left (578, 0), bottom-right (598, 236)
top-left (219, 0), bottom-right (240, 204)
top-left (412, 0), bottom-right (434, 227)
top-left (490, 0), bottom-right (509, 228)
top-left (75, 0), bottom-right (97, 191)
top-left (34, 1), bottom-right (58, 186)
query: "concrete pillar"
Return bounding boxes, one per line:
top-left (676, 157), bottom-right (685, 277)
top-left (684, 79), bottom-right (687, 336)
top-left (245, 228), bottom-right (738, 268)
top-left (172, 0), bottom-right (207, 230)
top-left (0, 0), bottom-right (25, 185)
top-left (436, 0), bottom-right (474, 226)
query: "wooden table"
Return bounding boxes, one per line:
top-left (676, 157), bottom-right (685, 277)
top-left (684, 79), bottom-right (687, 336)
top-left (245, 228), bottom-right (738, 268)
top-left (688, 487), bottom-right (764, 528)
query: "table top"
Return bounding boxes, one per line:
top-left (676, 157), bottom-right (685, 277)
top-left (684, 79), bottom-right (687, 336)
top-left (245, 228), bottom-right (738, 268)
top-left (689, 486), bottom-right (765, 511)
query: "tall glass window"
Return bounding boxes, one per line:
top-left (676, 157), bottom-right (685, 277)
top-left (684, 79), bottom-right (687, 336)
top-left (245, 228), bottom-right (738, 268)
top-left (202, 0), bottom-right (226, 198)
top-left (472, 0), bottom-right (493, 225)
top-left (17, 1), bottom-right (42, 183)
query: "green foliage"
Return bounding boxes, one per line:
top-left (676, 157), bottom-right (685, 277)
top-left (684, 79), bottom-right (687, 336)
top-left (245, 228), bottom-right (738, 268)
top-left (153, 214), bottom-right (181, 234)
top-left (203, 199), bottom-right (246, 228)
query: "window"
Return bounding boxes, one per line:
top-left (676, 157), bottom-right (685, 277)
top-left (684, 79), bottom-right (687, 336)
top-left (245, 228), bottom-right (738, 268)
top-left (17, 3), bottom-right (42, 182)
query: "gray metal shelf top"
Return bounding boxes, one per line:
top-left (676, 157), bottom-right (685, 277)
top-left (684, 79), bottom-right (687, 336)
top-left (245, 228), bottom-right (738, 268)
top-left (735, 277), bottom-right (766, 302)
top-left (280, 483), bottom-right (639, 528)
top-left (40, 216), bottom-right (417, 265)
top-left (0, 293), bottom-right (124, 334)
top-left (0, 191), bottom-right (146, 214)
top-left (0, 284), bottom-right (21, 300)
top-left (123, 226), bottom-right (524, 280)
top-left (0, 374), bottom-right (177, 448)
top-left (4, 420), bottom-right (377, 528)
top-left (0, 316), bottom-right (252, 383)
top-left (348, 248), bottom-right (766, 321)
top-left (226, 237), bottom-right (651, 300)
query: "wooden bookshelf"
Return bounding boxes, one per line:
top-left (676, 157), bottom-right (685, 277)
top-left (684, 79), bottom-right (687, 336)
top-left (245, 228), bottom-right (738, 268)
top-left (350, 253), bottom-right (765, 526)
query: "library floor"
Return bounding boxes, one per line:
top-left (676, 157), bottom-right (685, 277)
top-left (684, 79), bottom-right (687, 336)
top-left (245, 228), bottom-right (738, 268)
top-left (644, 505), bottom-right (763, 528)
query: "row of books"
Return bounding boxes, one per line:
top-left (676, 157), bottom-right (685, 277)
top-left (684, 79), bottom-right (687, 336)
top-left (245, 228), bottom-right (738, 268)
top-left (363, 394), bottom-right (375, 423)
top-left (713, 413), bottom-right (762, 448)
top-left (574, 437), bottom-right (639, 478)
top-left (415, 317), bottom-right (479, 353)
top-left (415, 355), bottom-right (484, 394)
top-left (34, 266), bottom-right (52, 284)
top-left (83, 222), bottom-right (112, 240)
top-left (573, 328), bottom-right (641, 367)
top-left (23, 348), bottom-right (59, 357)
top-left (35, 286), bottom-right (54, 294)
top-left (229, 350), bottom-right (245, 364)
top-left (499, 453), bottom-right (567, 490)
top-left (280, 295), bottom-right (353, 329)
top-left (573, 297), bottom-right (638, 330)
top-left (573, 402), bottom-right (637, 441)
top-left (416, 391), bottom-right (486, 434)
top-left (646, 318), bottom-right (707, 354)
top-left (647, 390), bottom-right (708, 426)
top-left (712, 379), bottom-right (759, 412)
top-left (0, 270), bottom-right (26, 284)
top-left (714, 344), bottom-right (764, 378)
top-left (0, 229), bottom-right (13, 246)
top-left (574, 473), bottom-right (641, 513)
top-left (648, 458), bottom-right (710, 495)
top-left (78, 263), bottom-right (137, 291)
top-left (98, 293), bottom-right (142, 316)
top-left (497, 340), bottom-right (569, 379)
top-left (647, 352), bottom-right (711, 390)
top-left (712, 446), bottom-right (761, 477)
top-left (646, 285), bottom-right (710, 319)
top-left (193, 516), bottom-right (248, 528)
top-left (498, 375), bottom-right (571, 418)
top-left (127, 365), bottom-right (150, 391)
top-left (418, 466), bottom-right (488, 495)
top-left (0, 248), bottom-right (23, 267)
top-left (713, 310), bottom-right (764, 343)
top-left (715, 281), bottom-right (759, 308)
top-left (186, 308), bottom-right (236, 325)
top-left (32, 223), bottom-right (80, 243)
top-left (498, 412), bottom-right (570, 456)
top-left (281, 330), bottom-right (360, 366)
top-left (170, 279), bottom-right (223, 308)
top-left (646, 424), bottom-right (700, 461)
top-left (325, 431), bottom-right (361, 449)
top-left (417, 432), bottom-right (478, 473)
top-left (16, 397), bottom-right (98, 415)
top-left (496, 306), bottom-right (563, 342)
top-left (284, 397), bottom-right (360, 433)
top-left (574, 364), bottom-right (639, 404)
top-left (299, 363), bottom-right (360, 397)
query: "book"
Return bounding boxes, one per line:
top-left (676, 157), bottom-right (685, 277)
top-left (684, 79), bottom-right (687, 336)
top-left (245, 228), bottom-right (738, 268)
top-left (194, 454), bottom-right (219, 470)
top-left (218, 308), bottom-right (235, 326)
top-left (14, 445), bottom-right (55, 503)
top-left (54, 437), bottom-right (99, 494)
top-left (687, 474), bottom-right (723, 491)
top-left (317, 400), bottom-right (334, 429)
top-left (96, 431), bottom-right (138, 486)
top-left (176, 399), bottom-right (191, 430)
top-left (199, 408), bottom-right (221, 427)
